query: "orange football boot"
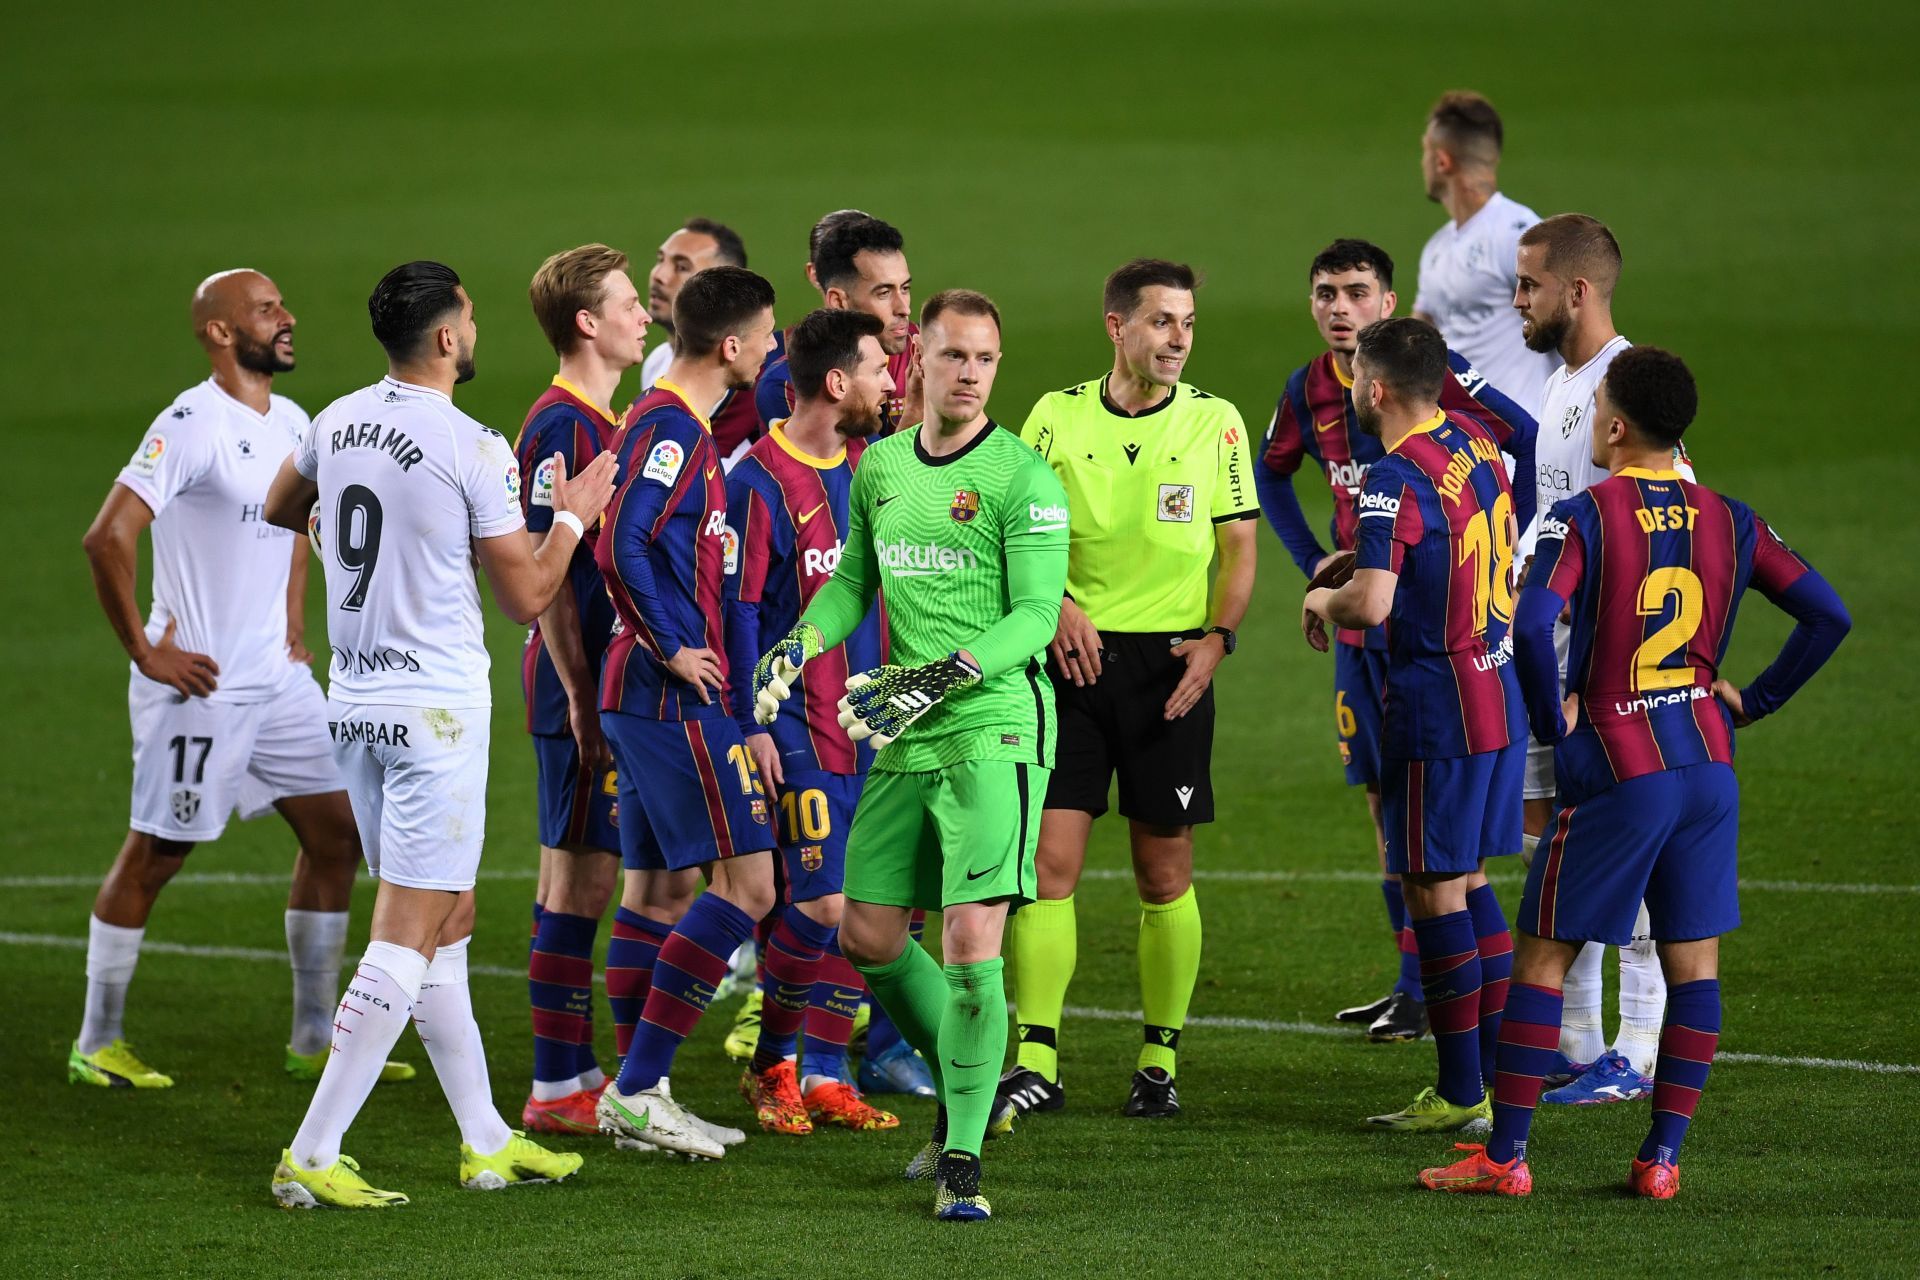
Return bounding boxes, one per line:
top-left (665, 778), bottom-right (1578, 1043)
top-left (1629, 1156), bottom-right (1680, 1199)
top-left (1419, 1143), bottom-right (1533, 1195)
top-left (740, 1059), bottom-right (813, 1135)
top-left (521, 1088), bottom-right (601, 1134)
top-left (804, 1080), bottom-right (900, 1131)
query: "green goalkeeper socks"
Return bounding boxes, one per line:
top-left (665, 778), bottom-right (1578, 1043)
top-left (938, 958), bottom-right (1008, 1158)
top-left (1009, 895), bottom-right (1076, 1082)
top-left (1137, 886), bottom-right (1201, 1076)
top-left (854, 939), bottom-right (949, 1105)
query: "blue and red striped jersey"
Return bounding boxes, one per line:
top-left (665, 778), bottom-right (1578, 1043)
top-left (1353, 410), bottom-right (1523, 760)
top-left (1523, 469), bottom-right (1814, 798)
top-left (512, 377), bottom-right (619, 736)
top-left (755, 324), bottom-right (918, 436)
top-left (1258, 349), bottom-right (1537, 649)
top-left (721, 426), bottom-right (886, 775)
top-left (597, 380), bottom-right (732, 719)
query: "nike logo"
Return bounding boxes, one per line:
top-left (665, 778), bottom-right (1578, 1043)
top-left (875, 494), bottom-right (899, 508)
top-left (1175, 785), bottom-right (1194, 809)
top-left (965, 865), bottom-right (998, 881)
top-left (1316, 417), bottom-right (1343, 433)
top-left (705, 466), bottom-right (718, 479)
top-left (797, 503), bottom-right (826, 525)
top-left (950, 1059), bottom-right (989, 1070)
top-left (1123, 442), bottom-right (1141, 465)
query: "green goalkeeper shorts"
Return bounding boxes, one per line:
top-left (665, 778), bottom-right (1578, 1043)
top-left (844, 760), bottom-right (1047, 910)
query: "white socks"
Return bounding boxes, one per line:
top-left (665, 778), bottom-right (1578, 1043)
top-left (1559, 941), bottom-right (1606, 1063)
top-left (290, 941), bottom-right (428, 1171)
top-left (285, 909), bottom-right (350, 1055)
top-left (413, 937), bottom-right (513, 1157)
top-left (79, 916), bottom-right (145, 1053)
top-left (1614, 902), bottom-right (1666, 1075)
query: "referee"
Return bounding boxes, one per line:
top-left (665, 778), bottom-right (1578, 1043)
top-left (999, 258), bottom-right (1258, 1119)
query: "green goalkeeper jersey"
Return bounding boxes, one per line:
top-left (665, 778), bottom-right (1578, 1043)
top-left (800, 422), bottom-right (1070, 773)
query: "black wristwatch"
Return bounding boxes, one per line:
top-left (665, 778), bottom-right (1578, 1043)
top-left (1206, 626), bottom-right (1237, 655)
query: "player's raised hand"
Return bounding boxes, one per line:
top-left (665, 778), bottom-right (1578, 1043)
top-left (1049, 596), bottom-right (1103, 687)
top-left (138, 618), bottom-right (220, 699)
top-left (900, 332), bottom-right (925, 428)
top-left (837, 651), bottom-right (982, 748)
top-left (553, 450), bottom-right (619, 529)
top-left (1711, 678), bottom-right (1752, 727)
top-left (752, 622), bottom-right (825, 725)
top-left (665, 645), bottom-right (724, 704)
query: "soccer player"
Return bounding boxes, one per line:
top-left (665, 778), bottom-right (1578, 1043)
top-left (514, 244), bottom-right (648, 1133)
top-left (637, 217), bottom-right (765, 469)
top-left (1419, 347), bottom-right (1850, 1198)
top-left (1413, 91), bottom-right (1560, 413)
top-left (1511, 214), bottom-right (1674, 1101)
top-left (1000, 259), bottom-right (1257, 1121)
top-left (755, 214), bottom-right (921, 437)
top-left (1301, 318), bottom-right (1522, 1134)
top-left (723, 308), bottom-right (898, 1134)
top-left (74, 269), bottom-right (389, 1091)
top-left (264, 261), bottom-right (615, 1207)
top-left (1257, 239), bottom-right (1537, 1044)
top-left (753, 288), bottom-right (1069, 1220)
top-left (593, 265), bottom-right (783, 1160)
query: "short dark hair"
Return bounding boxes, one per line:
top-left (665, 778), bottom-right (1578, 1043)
top-left (787, 308), bottom-right (884, 400)
top-left (1354, 317), bottom-right (1448, 403)
top-left (1428, 90), bottom-right (1504, 163)
top-left (1104, 258), bottom-right (1197, 319)
top-left (369, 261), bottom-right (464, 361)
top-left (814, 216), bottom-right (905, 291)
top-left (808, 209), bottom-right (869, 264)
top-left (1310, 238), bottom-right (1395, 290)
top-left (672, 265), bottom-right (776, 359)
top-left (683, 217), bottom-right (747, 267)
top-left (920, 288), bottom-right (1000, 333)
top-left (1519, 213), bottom-right (1623, 295)
top-left (1601, 346), bottom-right (1697, 448)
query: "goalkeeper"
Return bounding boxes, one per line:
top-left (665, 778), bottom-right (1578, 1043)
top-left (752, 289), bottom-right (1068, 1222)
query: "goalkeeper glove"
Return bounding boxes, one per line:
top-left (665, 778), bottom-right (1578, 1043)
top-left (752, 622), bottom-right (825, 725)
top-left (836, 652), bottom-right (983, 749)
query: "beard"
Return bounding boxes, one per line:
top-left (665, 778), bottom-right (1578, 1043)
top-left (1353, 396), bottom-right (1382, 438)
top-left (454, 342), bottom-right (477, 385)
top-left (1523, 304), bottom-right (1571, 354)
top-left (235, 327), bottom-right (295, 374)
top-left (837, 397), bottom-right (885, 440)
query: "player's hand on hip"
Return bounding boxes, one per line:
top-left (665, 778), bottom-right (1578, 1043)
top-left (837, 652), bottom-right (982, 748)
top-left (138, 618), bottom-right (219, 699)
top-left (570, 700), bottom-right (614, 771)
top-left (554, 450), bottom-right (619, 528)
top-left (1561, 692), bottom-right (1582, 735)
top-left (1164, 632), bottom-right (1225, 720)
top-left (745, 731), bottom-right (784, 796)
top-left (1301, 587), bottom-right (1333, 653)
top-left (285, 623), bottom-right (312, 666)
top-left (752, 622), bottom-right (824, 725)
top-left (1049, 596), bottom-right (1103, 686)
top-left (664, 645), bottom-right (724, 704)
top-left (1711, 678), bottom-right (1751, 727)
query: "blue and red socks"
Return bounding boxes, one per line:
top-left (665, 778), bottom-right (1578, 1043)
top-left (1382, 879), bottom-right (1422, 999)
top-left (528, 910), bottom-right (597, 1100)
top-left (616, 893), bottom-right (757, 1093)
top-left (804, 935), bottom-right (863, 1083)
top-left (1641, 978), bottom-right (1720, 1165)
top-left (605, 907), bottom-right (670, 1059)
top-left (1412, 909), bottom-right (1484, 1106)
top-left (752, 906), bottom-right (834, 1073)
top-left (1487, 981), bottom-right (1563, 1163)
top-left (1467, 883), bottom-right (1513, 1084)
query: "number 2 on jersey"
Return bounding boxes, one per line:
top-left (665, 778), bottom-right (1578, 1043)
top-left (1455, 491), bottom-right (1516, 636)
top-left (1631, 567), bottom-right (1704, 691)
top-left (334, 483), bottom-right (383, 612)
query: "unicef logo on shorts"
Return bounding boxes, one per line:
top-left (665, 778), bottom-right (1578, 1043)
top-left (170, 788), bottom-right (201, 824)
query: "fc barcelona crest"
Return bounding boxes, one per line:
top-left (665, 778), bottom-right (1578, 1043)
top-left (801, 845), bottom-right (824, 872)
top-left (750, 796), bottom-right (769, 824)
top-left (951, 489), bottom-right (980, 523)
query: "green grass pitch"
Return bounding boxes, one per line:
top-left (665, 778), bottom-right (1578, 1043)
top-left (3, 1), bottom-right (1917, 1275)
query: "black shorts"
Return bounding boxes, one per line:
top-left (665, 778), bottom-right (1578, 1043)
top-left (1046, 630), bottom-right (1215, 826)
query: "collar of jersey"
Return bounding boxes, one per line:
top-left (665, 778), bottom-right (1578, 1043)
top-left (1619, 466), bottom-right (1683, 481)
top-left (1325, 353), bottom-right (1354, 389)
top-left (769, 423), bottom-right (844, 470)
top-left (652, 377), bottom-right (712, 432)
top-left (202, 376), bottom-right (275, 424)
top-left (549, 375), bottom-right (617, 427)
top-left (1388, 410), bottom-right (1448, 453)
top-left (1098, 374), bottom-right (1177, 420)
top-left (913, 419), bottom-right (998, 467)
top-left (380, 375), bottom-right (450, 404)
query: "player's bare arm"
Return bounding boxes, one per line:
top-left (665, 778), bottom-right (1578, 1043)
top-left (1165, 517), bottom-right (1255, 720)
top-left (285, 535), bottom-right (311, 664)
top-left (1303, 567), bottom-right (1395, 651)
top-left (82, 484), bottom-right (219, 697)
top-left (530, 530), bottom-right (611, 769)
top-left (263, 456), bottom-right (319, 533)
top-left (475, 450), bottom-right (617, 624)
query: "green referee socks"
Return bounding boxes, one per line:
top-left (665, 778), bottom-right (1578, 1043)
top-left (854, 940), bottom-right (949, 1104)
top-left (1009, 895), bottom-right (1076, 1083)
top-left (939, 958), bottom-right (1008, 1158)
top-left (1138, 886), bottom-right (1202, 1076)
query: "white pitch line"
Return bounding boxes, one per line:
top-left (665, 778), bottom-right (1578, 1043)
top-left (4, 929), bottom-right (1914, 1077)
top-left (5, 867), bottom-right (1915, 895)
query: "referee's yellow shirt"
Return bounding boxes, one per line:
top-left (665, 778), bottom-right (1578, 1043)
top-left (1020, 376), bottom-right (1258, 633)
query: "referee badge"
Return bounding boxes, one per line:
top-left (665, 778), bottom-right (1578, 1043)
top-left (950, 489), bottom-right (980, 523)
top-left (1157, 483), bottom-right (1194, 523)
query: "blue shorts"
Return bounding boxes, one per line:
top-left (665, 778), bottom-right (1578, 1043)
top-left (774, 770), bottom-right (861, 904)
top-left (1520, 762), bottom-right (1740, 945)
top-left (530, 733), bottom-right (619, 854)
top-left (1334, 643), bottom-right (1387, 787)
top-left (602, 711), bottom-right (775, 872)
top-left (1382, 741), bottom-right (1523, 875)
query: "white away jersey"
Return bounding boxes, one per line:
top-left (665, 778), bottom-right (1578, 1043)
top-left (639, 343), bottom-right (672, 392)
top-left (1415, 191), bottom-right (1561, 414)
top-left (116, 379), bottom-right (307, 703)
top-left (1517, 334), bottom-right (1629, 565)
top-left (296, 377), bottom-right (524, 708)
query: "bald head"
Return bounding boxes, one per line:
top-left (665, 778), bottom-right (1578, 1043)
top-left (192, 269), bottom-right (296, 374)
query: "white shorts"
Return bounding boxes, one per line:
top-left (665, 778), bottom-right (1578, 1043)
top-left (330, 701), bottom-right (490, 892)
top-left (129, 666), bottom-right (340, 842)
top-left (1525, 620), bottom-right (1575, 802)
